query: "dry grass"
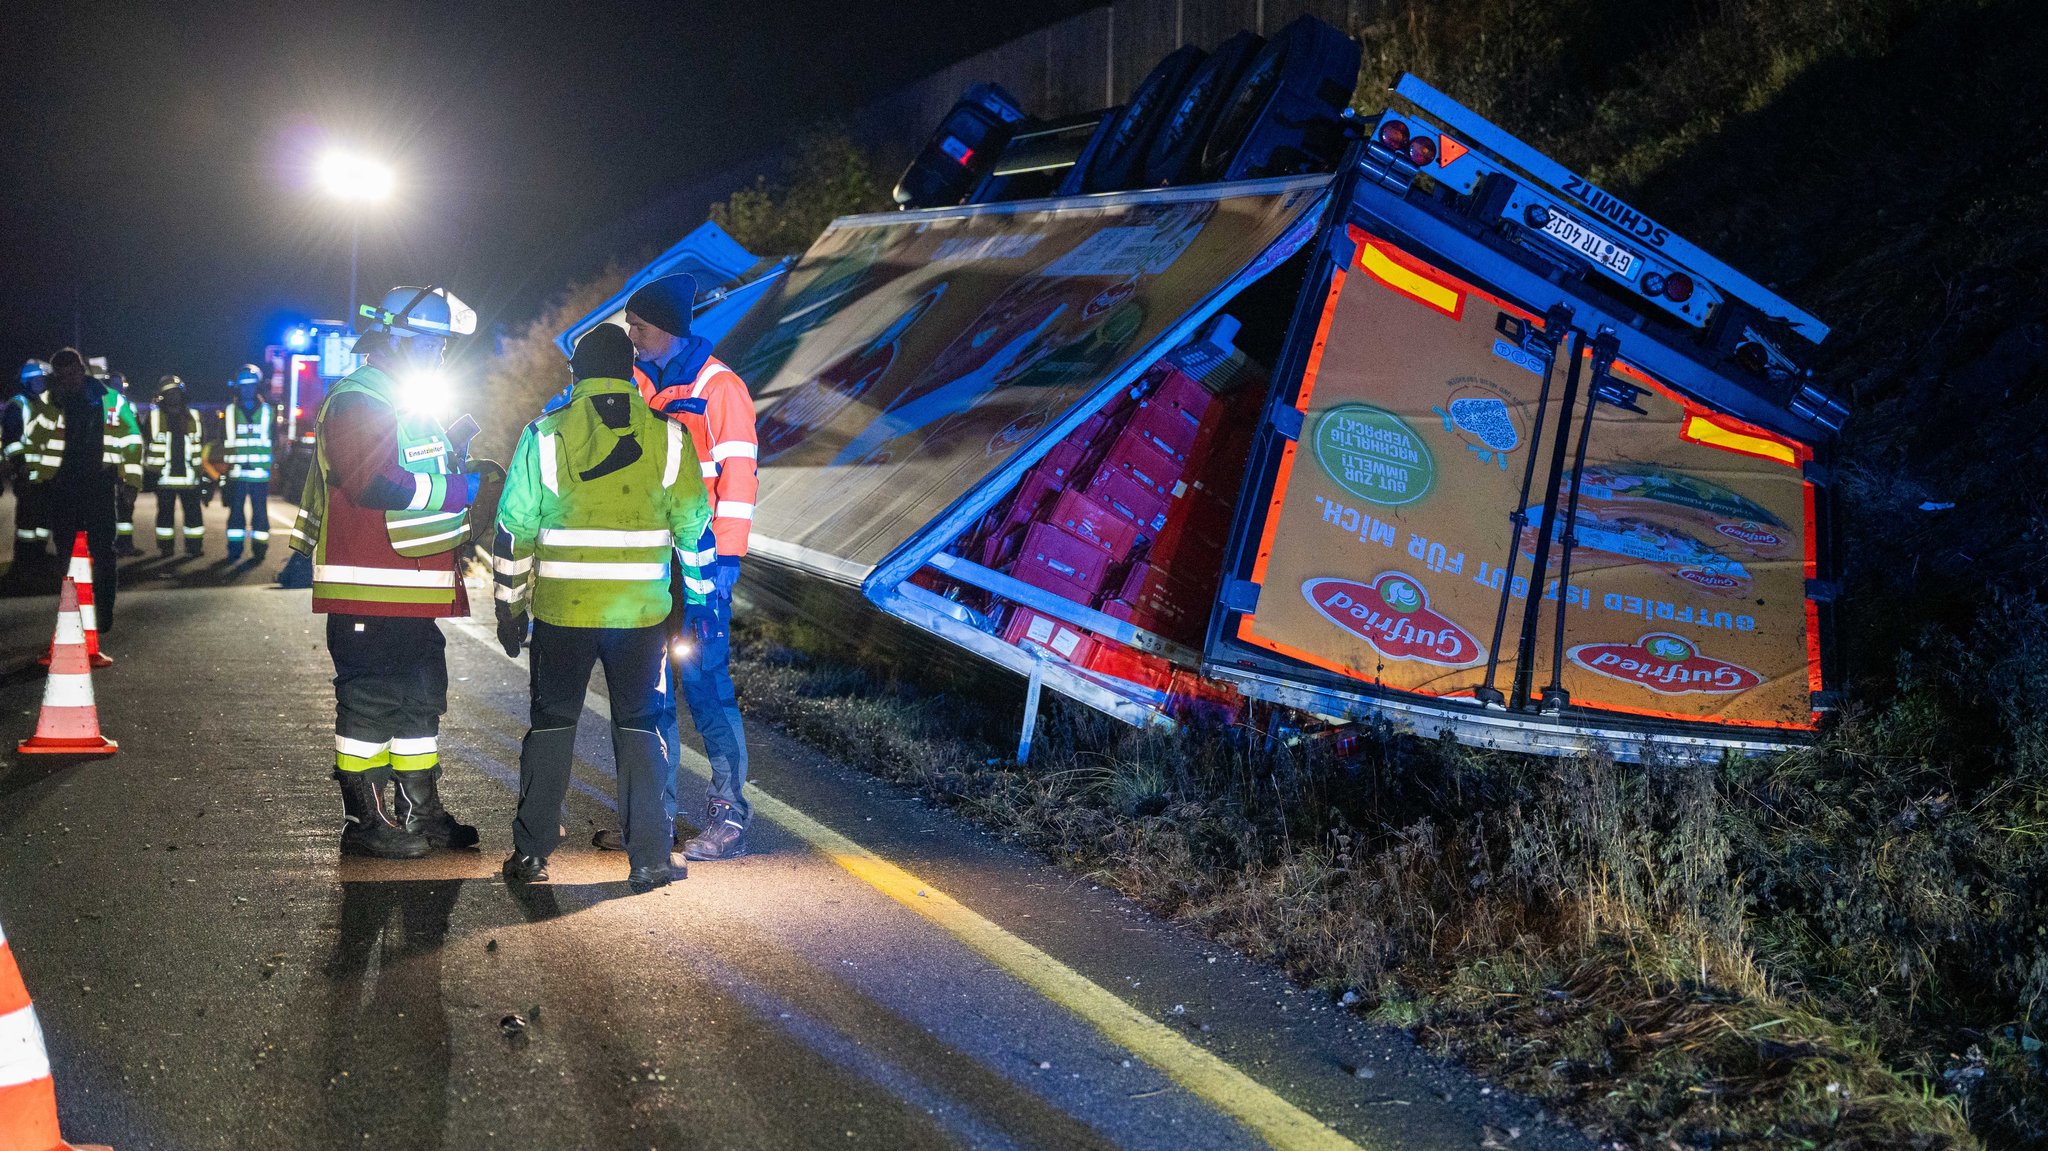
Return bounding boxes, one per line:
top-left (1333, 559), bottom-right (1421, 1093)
top-left (728, 618), bottom-right (1990, 1147)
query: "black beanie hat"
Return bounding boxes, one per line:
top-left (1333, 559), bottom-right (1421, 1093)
top-left (624, 273), bottom-right (696, 338)
top-left (571, 323), bottom-right (636, 381)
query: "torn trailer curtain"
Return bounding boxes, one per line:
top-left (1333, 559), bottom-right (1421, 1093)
top-left (713, 175), bottom-right (1333, 585)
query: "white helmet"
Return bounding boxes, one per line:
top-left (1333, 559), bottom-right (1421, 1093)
top-left (361, 285), bottom-right (477, 339)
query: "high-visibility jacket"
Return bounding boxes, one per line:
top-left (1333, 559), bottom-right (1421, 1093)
top-left (147, 408), bottom-right (207, 487)
top-left (634, 346), bottom-right (756, 558)
top-left (493, 376), bottom-right (712, 629)
top-left (4, 394), bottom-right (35, 467)
top-left (223, 400), bottom-right (274, 481)
top-left (310, 365), bottom-right (473, 618)
top-left (288, 457), bottom-right (324, 556)
top-left (27, 385), bottom-right (143, 486)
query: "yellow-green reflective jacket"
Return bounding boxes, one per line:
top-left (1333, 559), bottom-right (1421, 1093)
top-left (25, 388), bottom-right (144, 485)
top-left (492, 376), bottom-right (711, 629)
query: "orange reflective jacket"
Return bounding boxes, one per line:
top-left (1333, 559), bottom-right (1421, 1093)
top-left (634, 353), bottom-right (757, 557)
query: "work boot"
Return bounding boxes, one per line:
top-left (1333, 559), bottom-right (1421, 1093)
top-left (393, 766), bottom-right (480, 849)
top-left (184, 538), bottom-right (203, 557)
top-left (502, 854), bottom-right (549, 882)
top-left (158, 540), bottom-right (174, 557)
top-left (627, 862), bottom-right (678, 894)
top-left (252, 542), bottom-right (269, 562)
top-left (226, 542), bottom-right (243, 562)
top-left (336, 771), bottom-right (431, 859)
top-left (115, 537), bottom-right (142, 557)
top-left (680, 801), bottom-right (748, 861)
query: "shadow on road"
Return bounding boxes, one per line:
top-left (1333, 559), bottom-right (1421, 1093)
top-left (318, 878), bottom-right (464, 1151)
top-left (504, 879), bottom-right (622, 923)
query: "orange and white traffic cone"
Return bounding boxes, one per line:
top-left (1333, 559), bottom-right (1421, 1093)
top-left (17, 579), bottom-right (117, 758)
top-left (0, 918), bottom-right (113, 1150)
top-left (38, 535), bottom-right (110, 671)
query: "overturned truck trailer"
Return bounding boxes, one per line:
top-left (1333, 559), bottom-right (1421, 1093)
top-left (620, 65), bottom-right (1843, 760)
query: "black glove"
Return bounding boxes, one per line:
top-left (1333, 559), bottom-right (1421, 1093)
top-left (275, 550), bottom-right (313, 589)
top-left (497, 610), bottom-right (529, 658)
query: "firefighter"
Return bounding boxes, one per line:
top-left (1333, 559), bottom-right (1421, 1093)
top-left (25, 349), bottom-right (139, 633)
top-left (311, 285), bottom-right (488, 860)
top-left (596, 274), bottom-right (757, 862)
top-left (6, 360), bottom-right (53, 560)
top-left (146, 377), bottom-right (208, 556)
top-left (493, 325), bottom-right (712, 893)
top-left (222, 363), bottom-right (275, 562)
top-left (105, 372), bottom-right (145, 555)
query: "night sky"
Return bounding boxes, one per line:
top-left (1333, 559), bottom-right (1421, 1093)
top-left (0, 1), bottom-right (1099, 399)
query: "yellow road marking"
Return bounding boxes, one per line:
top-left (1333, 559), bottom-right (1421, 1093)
top-left (453, 614), bottom-right (1365, 1150)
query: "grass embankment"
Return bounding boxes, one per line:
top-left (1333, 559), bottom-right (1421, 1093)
top-left (720, 1), bottom-right (2048, 1147)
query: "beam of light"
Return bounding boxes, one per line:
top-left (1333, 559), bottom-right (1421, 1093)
top-left (317, 148), bottom-right (395, 204)
top-left (396, 368), bottom-right (453, 416)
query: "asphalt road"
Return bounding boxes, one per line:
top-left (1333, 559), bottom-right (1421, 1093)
top-left (0, 494), bottom-right (1594, 1151)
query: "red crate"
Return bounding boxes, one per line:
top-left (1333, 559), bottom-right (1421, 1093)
top-left (1010, 522), bottom-right (1115, 600)
top-left (1064, 412), bottom-right (1112, 451)
top-left (1048, 488), bottom-right (1138, 559)
top-left (1003, 607), bottom-right (1098, 665)
top-left (1122, 390), bottom-right (1207, 461)
top-left (1145, 364), bottom-right (1217, 421)
top-left (1096, 431), bottom-right (1186, 502)
top-left (1110, 561), bottom-right (1215, 646)
top-left (1085, 468), bottom-right (1171, 535)
top-left (1035, 438), bottom-right (1092, 485)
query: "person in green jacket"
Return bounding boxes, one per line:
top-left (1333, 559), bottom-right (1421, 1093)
top-left (492, 325), bottom-right (712, 894)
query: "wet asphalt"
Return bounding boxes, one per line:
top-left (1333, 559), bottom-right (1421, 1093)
top-left (0, 497), bottom-right (1595, 1151)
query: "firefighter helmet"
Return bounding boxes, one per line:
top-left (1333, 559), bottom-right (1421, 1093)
top-left (360, 286), bottom-right (476, 339)
top-left (232, 363), bottom-right (263, 389)
top-left (19, 360), bottom-right (51, 392)
top-left (155, 375), bottom-right (186, 399)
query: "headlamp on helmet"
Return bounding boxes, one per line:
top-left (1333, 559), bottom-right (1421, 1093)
top-left (359, 285), bottom-right (477, 340)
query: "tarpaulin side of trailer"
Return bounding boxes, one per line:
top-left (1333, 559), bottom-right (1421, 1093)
top-left (1208, 215), bottom-right (1826, 755)
top-left (713, 176), bottom-right (1333, 585)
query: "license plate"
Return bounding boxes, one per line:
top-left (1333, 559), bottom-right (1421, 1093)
top-left (1538, 207), bottom-right (1639, 279)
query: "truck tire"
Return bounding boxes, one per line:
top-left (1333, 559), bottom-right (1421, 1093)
top-left (1140, 31), bottom-right (1265, 187)
top-left (1071, 46), bottom-right (1207, 194)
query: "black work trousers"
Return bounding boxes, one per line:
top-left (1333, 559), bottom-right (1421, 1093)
top-left (513, 621), bottom-right (669, 869)
top-left (45, 478), bottom-right (117, 635)
top-left (156, 486), bottom-right (204, 550)
top-left (327, 614), bottom-right (448, 776)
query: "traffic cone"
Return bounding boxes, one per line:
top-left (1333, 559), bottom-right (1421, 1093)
top-left (38, 536), bottom-right (110, 671)
top-left (17, 579), bottom-right (117, 758)
top-left (0, 918), bottom-right (113, 1150)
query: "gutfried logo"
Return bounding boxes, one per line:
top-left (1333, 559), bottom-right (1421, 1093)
top-left (1303, 574), bottom-right (1483, 668)
top-left (1716, 521), bottom-right (1784, 548)
top-left (1567, 633), bottom-right (1763, 695)
top-left (1676, 568), bottom-right (1742, 590)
